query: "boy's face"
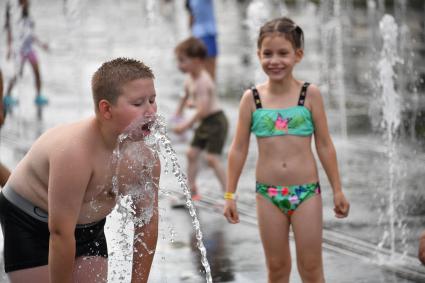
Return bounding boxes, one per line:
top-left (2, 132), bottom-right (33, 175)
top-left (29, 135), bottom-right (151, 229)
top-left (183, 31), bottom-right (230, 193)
top-left (176, 53), bottom-right (194, 74)
top-left (112, 78), bottom-right (157, 138)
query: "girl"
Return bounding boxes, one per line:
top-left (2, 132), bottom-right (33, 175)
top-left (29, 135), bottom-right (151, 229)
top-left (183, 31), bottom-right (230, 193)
top-left (223, 17), bottom-right (350, 282)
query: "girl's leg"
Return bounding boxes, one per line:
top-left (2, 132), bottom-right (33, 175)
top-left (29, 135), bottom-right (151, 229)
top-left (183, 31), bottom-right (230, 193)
top-left (8, 265), bottom-right (49, 283)
top-left (291, 195), bottom-right (325, 283)
top-left (187, 146), bottom-right (201, 195)
top-left (205, 153), bottom-right (226, 191)
top-left (256, 194), bottom-right (291, 283)
top-left (74, 256), bottom-right (108, 283)
top-left (28, 55), bottom-right (41, 96)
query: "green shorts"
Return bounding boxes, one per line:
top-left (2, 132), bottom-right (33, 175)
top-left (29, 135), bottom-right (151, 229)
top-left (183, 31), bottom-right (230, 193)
top-left (191, 110), bottom-right (228, 154)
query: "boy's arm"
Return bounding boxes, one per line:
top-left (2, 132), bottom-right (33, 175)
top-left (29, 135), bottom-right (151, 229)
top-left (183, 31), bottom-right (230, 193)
top-left (130, 159), bottom-right (160, 283)
top-left (179, 82), bottom-right (210, 130)
top-left (48, 144), bottom-right (91, 283)
top-left (175, 85), bottom-right (189, 117)
top-left (310, 85), bottom-right (349, 218)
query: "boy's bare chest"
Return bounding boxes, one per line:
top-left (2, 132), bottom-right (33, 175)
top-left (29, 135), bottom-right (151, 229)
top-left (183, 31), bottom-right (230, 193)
top-left (84, 153), bottom-right (115, 202)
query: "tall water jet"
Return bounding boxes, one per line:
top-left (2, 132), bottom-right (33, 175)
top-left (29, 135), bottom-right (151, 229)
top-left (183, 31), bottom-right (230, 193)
top-left (333, 0), bottom-right (348, 139)
top-left (109, 115), bottom-right (213, 282)
top-left (376, 14), bottom-right (405, 260)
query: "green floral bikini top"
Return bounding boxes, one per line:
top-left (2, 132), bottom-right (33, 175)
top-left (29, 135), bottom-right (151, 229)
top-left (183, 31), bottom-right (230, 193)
top-left (251, 82), bottom-right (314, 137)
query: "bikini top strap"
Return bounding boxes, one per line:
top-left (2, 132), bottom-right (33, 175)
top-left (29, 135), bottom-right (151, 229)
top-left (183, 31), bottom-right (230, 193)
top-left (251, 87), bottom-right (263, 109)
top-left (297, 82), bottom-right (310, 106)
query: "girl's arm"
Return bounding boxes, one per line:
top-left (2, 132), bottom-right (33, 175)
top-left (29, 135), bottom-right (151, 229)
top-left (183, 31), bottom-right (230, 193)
top-left (309, 85), bottom-right (349, 218)
top-left (224, 90), bottom-right (253, 223)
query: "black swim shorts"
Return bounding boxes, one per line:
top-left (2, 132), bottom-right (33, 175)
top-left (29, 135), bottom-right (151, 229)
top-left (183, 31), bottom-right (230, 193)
top-left (191, 110), bottom-right (228, 154)
top-left (0, 186), bottom-right (108, 273)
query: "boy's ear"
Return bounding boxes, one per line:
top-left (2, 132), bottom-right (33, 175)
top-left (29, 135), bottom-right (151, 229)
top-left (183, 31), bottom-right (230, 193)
top-left (98, 99), bottom-right (112, 120)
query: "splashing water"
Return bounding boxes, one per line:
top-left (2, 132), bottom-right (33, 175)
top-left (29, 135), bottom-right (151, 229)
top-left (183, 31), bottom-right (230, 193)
top-left (376, 14), bottom-right (406, 262)
top-left (111, 114), bottom-right (212, 283)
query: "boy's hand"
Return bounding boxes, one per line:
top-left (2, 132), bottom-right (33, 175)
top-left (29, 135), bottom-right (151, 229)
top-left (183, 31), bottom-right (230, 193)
top-left (223, 200), bottom-right (239, 224)
top-left (173, 124), bottom-right (186, 135)
top-left (419, 231), bottom-right (425, 265)
top-left (333, 191), bottom-right (349, 218)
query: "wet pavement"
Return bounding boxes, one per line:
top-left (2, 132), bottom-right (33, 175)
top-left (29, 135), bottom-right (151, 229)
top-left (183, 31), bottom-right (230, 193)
top-left (1, 0), bottom-right (425, 282)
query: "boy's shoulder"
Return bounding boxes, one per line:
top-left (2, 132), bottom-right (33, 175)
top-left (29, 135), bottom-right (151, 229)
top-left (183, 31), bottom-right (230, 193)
top-left (38, 117), bottom-right (101, 154)
top-left (193, 70), bottom-right (214, 90)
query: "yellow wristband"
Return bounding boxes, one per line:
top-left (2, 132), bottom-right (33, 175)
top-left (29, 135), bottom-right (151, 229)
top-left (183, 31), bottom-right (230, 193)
top-left (224, 192), bottom-right (236, 200)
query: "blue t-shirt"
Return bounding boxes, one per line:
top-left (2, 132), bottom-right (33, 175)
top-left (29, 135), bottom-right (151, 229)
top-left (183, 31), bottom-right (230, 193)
top-left (188, 0), bottom-right (217, 37)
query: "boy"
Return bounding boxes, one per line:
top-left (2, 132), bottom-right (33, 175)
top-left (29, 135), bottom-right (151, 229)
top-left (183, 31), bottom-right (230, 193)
top-left (173, 37), bottom-right (228, 201)
top-left (0, 58), bottom-right (160, 283)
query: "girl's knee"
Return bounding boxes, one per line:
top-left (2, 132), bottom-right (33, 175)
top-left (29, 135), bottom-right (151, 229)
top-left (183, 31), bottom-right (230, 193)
top-left (297, 257), bottom-right (324, 282)
top-left (267, 256), bottom-right (291, 278)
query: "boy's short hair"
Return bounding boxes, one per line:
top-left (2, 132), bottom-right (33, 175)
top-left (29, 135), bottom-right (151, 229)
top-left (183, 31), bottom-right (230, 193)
top-left (91, 57), bottom-right (154, 110)
top-left (175, 37), bottom-right (207, 60)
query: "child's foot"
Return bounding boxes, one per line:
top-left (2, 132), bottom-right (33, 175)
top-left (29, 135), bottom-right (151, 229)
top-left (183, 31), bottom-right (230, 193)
top-left (34, 95), bottom-right (48, 106)
top-left (3, 96), bottom-right (18, 112)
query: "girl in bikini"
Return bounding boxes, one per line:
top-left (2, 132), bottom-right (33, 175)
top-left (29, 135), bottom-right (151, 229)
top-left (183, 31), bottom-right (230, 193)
top-left (223, 17), bottom-right (350, 282)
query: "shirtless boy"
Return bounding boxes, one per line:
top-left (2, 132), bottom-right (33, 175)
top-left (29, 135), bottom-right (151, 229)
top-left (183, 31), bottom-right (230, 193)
top-left (0, 57), bottom-right (160, 283)
top-left (173, 37), bottom-right (228, 200)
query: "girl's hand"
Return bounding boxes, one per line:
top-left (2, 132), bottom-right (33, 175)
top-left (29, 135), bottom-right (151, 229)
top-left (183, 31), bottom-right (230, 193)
top-left (223, 199), bottom-right (239, 224)
top-left (333, 191), bottom-right (350, 218)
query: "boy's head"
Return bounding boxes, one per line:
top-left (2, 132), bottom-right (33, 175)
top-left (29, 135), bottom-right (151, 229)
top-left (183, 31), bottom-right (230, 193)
top-left (92, 58), bottom-right (157, 139)
top-left (92, 57), bottom-right (154, 112)
top-left (174, 37), bottom-right (207, 73)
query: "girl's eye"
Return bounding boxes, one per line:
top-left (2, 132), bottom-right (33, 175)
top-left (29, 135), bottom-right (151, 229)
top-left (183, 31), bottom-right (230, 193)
top-left (149, 96), bottom-right (156, 104)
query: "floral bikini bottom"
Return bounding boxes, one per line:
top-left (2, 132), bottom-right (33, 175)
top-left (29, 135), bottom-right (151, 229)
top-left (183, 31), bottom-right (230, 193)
top-left (256, 181), bottom-right (321, 216)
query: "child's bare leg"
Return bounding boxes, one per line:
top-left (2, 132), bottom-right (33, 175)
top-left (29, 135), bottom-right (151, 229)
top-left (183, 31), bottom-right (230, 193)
top-left (205, 153), bottom-right (226, 191)
top-left (256, 194), bottom-right (291, 283)
top-left (29, 59), bottom-right (41, 95)
top-left (187, 146), bottom-right (201, 195)
top-left (291, 195), bottom-right (325, 283)
top-left (8, 265), bottom-right (49, 283)
top-left (74, 256), bottom-right (108, 283)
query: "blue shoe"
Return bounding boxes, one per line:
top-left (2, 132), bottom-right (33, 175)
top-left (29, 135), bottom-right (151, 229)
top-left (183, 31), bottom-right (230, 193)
top-left (3, 96), bottom-right (18, 112)
top-left (34, 95), bottom-right (48, 106)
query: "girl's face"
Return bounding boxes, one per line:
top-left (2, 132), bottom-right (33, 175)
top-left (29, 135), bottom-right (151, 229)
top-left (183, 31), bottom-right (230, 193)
top-left (112, 78), bottom-right (157, 139)
top-left (257, 35), bottom-right (303, 81)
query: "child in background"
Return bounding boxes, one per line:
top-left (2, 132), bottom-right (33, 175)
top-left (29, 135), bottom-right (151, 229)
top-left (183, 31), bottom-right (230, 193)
top-left (185, 0), bottom-right (218, 80)
top-left (0, 58), bottom-right (160, 283)
top-left (173, 37), bottom-right (228, 201)
top-left (3, 0), bottom-right (49, 111)
top-left (223, 17), bottom-right (350, 282)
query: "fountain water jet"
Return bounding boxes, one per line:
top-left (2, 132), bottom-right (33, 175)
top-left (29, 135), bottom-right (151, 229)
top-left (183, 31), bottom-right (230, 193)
top-left (109, 114), bottom-right (213, 282)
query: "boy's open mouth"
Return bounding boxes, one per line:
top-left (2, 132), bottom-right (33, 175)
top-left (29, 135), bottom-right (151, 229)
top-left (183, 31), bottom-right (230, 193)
top-left (141, 121), bottom-right (154, 135)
